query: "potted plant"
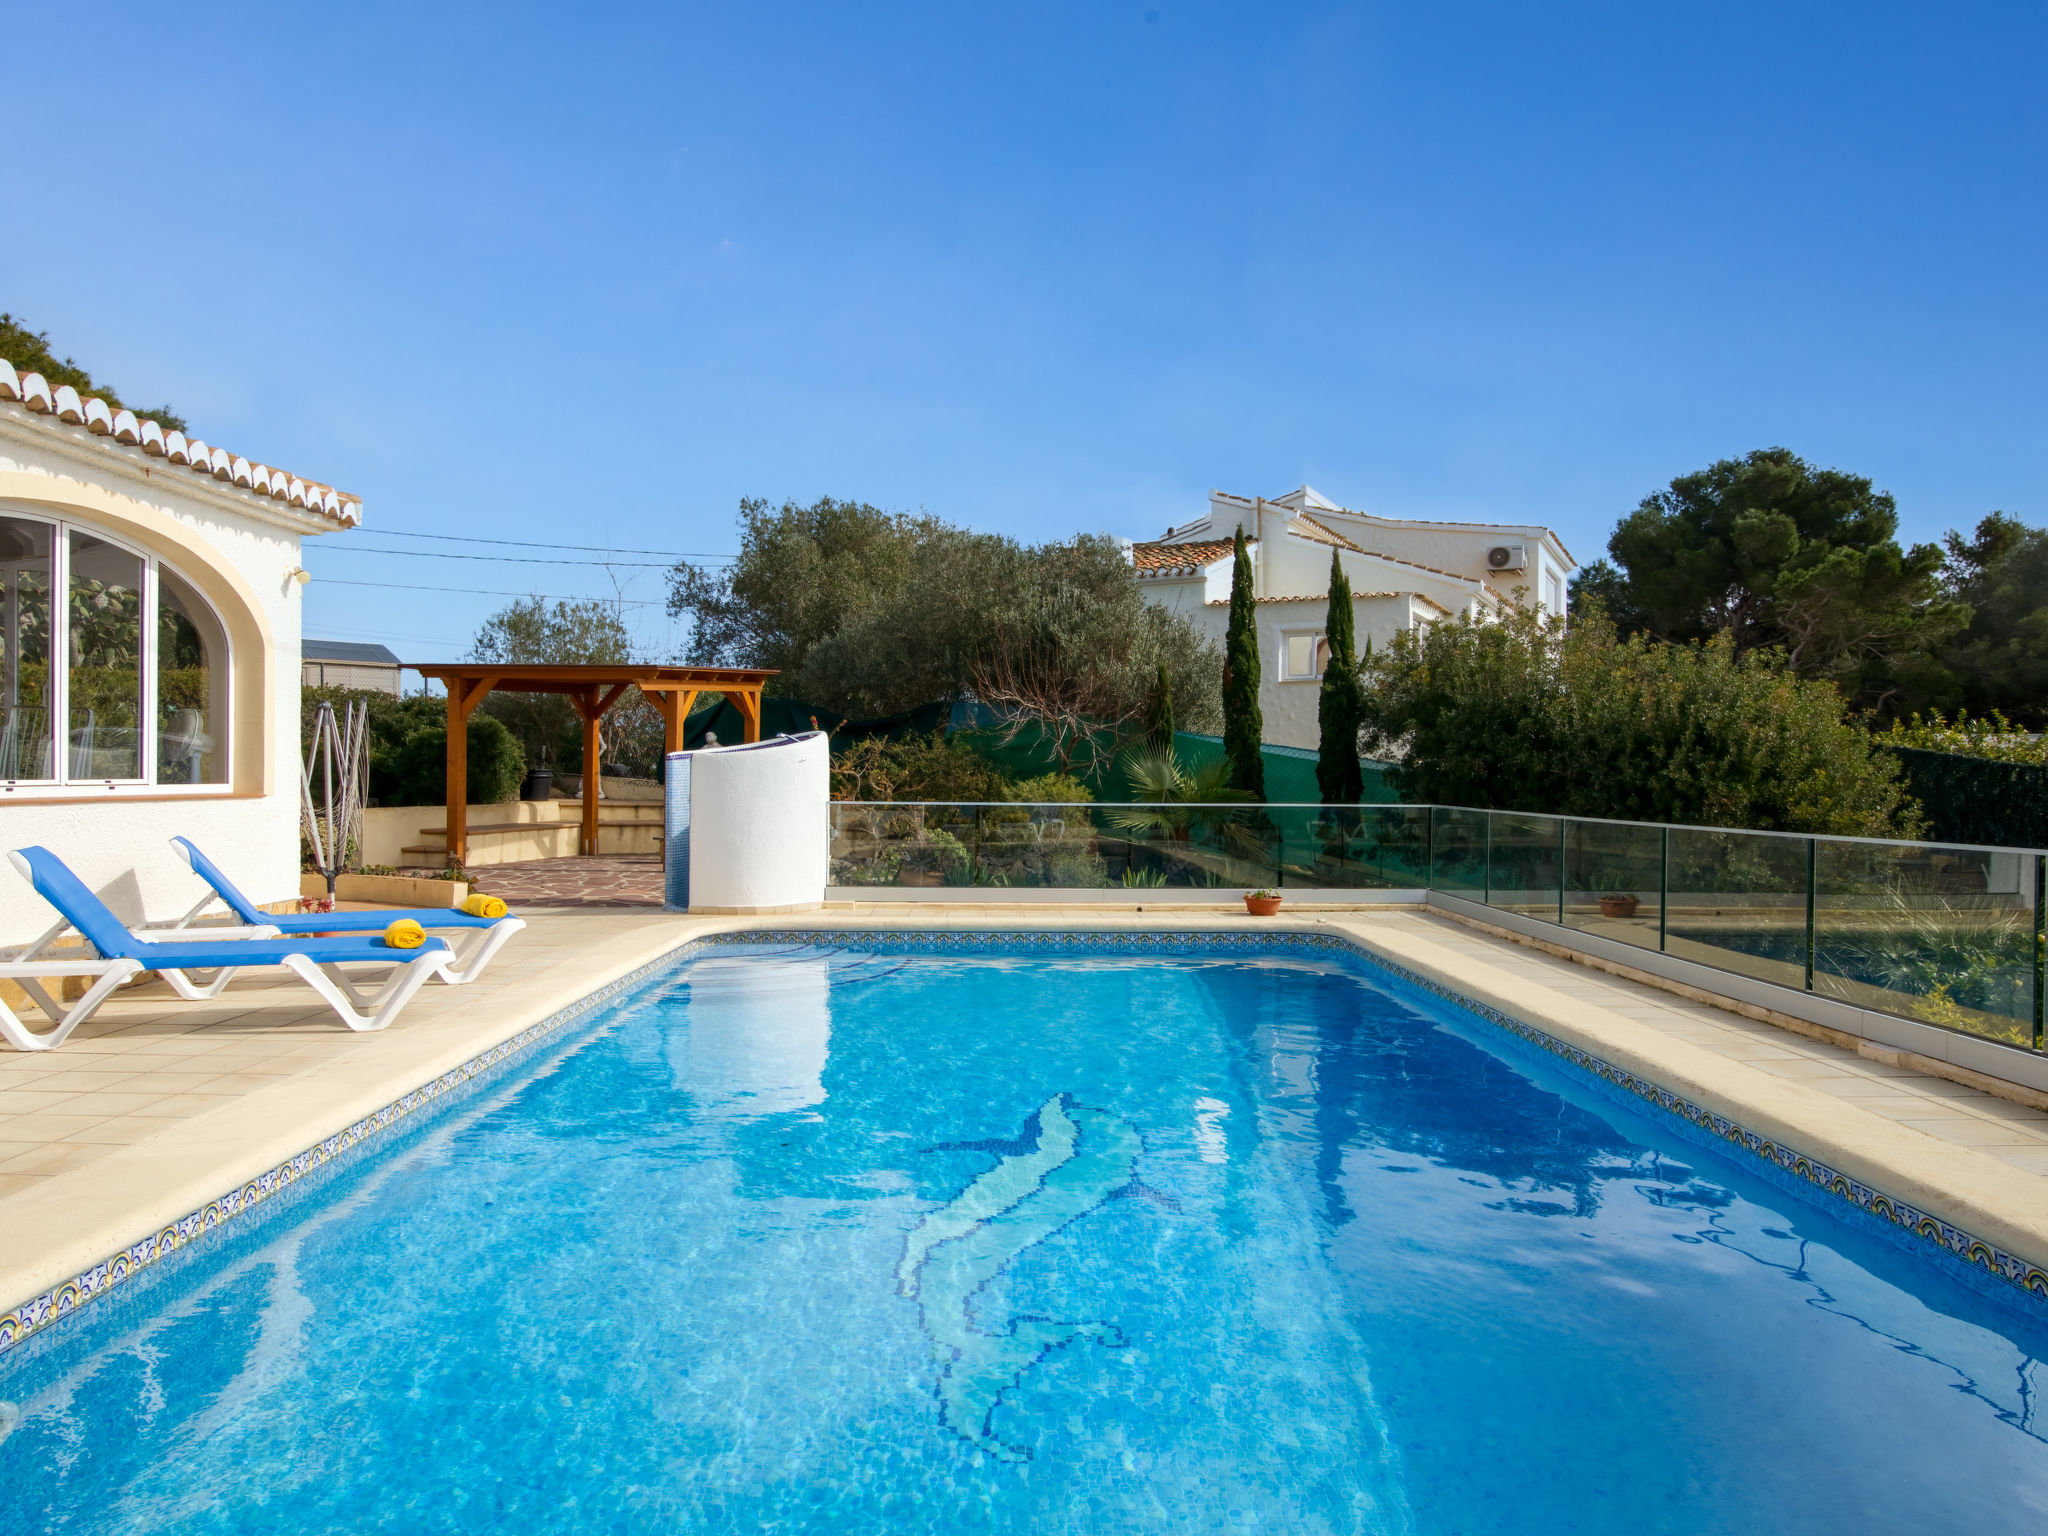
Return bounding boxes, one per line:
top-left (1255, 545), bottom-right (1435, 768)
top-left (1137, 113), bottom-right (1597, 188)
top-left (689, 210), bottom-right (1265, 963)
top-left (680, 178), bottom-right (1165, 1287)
top-left (1591, 871), bottom-right (1640, 919)
top-left (1244, 886), bottom-right (1283, 917)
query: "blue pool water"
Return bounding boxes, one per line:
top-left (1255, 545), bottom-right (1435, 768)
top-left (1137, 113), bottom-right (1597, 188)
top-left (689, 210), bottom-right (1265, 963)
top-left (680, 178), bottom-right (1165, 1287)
top-left (5, 942), bottom-right (2048, 1534)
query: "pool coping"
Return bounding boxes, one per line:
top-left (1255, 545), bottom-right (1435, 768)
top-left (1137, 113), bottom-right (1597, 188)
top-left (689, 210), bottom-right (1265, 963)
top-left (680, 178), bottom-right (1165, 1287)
top-left (5, 913), bottom-right (2047, 1362)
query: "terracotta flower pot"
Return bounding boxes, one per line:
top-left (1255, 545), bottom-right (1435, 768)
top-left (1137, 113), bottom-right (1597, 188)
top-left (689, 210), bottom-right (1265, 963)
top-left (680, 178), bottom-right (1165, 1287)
top-left (1598, 894), bottom-right (1640, 919)
top-left (1245, 895), bottom-right (1283, 917)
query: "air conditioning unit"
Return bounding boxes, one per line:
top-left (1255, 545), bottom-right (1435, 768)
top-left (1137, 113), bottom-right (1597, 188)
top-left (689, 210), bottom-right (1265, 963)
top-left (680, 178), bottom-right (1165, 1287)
top-left (1487, 544), bottom-right (1527, 572)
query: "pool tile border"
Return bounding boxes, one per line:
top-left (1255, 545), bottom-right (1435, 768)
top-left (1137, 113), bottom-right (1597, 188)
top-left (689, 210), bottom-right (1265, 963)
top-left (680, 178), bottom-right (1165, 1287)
top-left (4, 925), bottom-right (2043, 1360)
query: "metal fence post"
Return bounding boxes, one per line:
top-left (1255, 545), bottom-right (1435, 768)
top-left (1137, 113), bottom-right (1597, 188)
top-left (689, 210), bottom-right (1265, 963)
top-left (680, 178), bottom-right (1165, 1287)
top-left (1556, 816), bottom-right (1567, 925)
top-left (1426, 806), bottom-right (1437, 894)
top-left (1659, 825), bottom-right (1669, 953)
top-left (1483, 811), bottom-right (1493, 906)
top-left (2034, 852), bottom-right (2045, 1052)
top-left (972, 805), bottom-right (984, 886)
top-left (1805, 838), bottom-right (1818, 992)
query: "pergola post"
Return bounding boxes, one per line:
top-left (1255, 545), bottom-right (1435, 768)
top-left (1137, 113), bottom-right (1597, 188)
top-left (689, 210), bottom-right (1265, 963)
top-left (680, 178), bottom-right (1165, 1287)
top-left (734, 688), bottom-right (763, 742)
top-left (443, 675), bottom-right (496, 867)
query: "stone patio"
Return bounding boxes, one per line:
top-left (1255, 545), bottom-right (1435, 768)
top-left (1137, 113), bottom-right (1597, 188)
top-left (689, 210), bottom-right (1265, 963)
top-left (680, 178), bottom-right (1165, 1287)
top-left (472, 853), bottom-right (664, 908)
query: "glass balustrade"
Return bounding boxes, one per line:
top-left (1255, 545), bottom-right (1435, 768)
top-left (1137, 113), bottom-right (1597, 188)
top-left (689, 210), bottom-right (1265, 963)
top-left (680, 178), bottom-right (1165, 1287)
top-left (825, 800), bottom-right (2047, 1052)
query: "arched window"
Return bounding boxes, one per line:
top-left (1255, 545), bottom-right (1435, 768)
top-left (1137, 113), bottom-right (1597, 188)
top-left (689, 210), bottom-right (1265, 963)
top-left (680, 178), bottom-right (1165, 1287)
top-left (0, 508), bottom-right (231, 790)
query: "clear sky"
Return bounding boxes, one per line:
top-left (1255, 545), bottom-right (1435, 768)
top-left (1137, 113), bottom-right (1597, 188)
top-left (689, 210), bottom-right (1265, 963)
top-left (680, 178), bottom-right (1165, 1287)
top-left (5, 2), bottom-right (2042, 661)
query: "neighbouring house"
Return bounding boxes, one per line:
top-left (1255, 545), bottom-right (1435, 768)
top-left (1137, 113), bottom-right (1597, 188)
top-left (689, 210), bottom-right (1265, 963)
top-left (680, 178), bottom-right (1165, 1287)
top-left (0, 356), bottom-right (362, 944)
top-left (1131, 485), bottom-right (1576, 751)
top-left (302, 639), bottom-right (403, 695)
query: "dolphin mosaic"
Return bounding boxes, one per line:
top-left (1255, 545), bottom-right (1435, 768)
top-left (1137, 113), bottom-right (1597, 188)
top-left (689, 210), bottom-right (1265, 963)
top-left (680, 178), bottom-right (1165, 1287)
top-left (898, 1093), bottom-right (1144, 1462)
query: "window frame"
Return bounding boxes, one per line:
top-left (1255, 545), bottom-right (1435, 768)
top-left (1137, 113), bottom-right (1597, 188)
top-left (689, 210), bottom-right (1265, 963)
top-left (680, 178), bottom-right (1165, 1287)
top-left (0, 504), bottom-right (235, 797)
top-left (1279, 628), bottom-right (1328, 683)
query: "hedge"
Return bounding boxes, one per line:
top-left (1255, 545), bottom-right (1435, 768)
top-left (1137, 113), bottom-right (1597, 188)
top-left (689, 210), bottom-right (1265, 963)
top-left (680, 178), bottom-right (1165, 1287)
top-left (1886, 745), bottom-right (2048, 850)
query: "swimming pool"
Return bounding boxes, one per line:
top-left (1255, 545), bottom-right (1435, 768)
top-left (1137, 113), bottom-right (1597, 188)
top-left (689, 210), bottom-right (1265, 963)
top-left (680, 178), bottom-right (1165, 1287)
top-left (4, 936), bottom-right (2047, 1533)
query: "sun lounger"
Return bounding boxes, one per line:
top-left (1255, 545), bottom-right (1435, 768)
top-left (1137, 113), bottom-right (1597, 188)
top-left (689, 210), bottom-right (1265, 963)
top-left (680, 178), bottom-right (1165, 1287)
top-left (1, 846), bottom-right (455, 1052)
top-left (149, 837), bottom-right (525, 986)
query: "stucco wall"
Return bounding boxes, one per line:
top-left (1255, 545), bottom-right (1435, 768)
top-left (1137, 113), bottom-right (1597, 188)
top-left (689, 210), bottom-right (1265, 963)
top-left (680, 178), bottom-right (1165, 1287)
top-left (682, 732), bottom-right (830, 911)
top-left (0, 408), bottom-right (331, 943)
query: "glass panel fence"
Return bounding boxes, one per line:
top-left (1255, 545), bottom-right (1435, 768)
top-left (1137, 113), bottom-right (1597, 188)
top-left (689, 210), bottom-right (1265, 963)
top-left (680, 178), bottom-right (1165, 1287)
top-left (1096, 804), bottom-right (1277, 890)
top-left (1272, 805), bottom-right (1431, 890)
top-left (1562, 817), bottom-right (1664, 954)
top-left (1429, 806), bottom-right (1487, 896)
top-left (1662, 828), bottom-right (1811, 992)
top-left (827, 801), bottom-right (2047, 1053)
top-left (1814, 841), bottom-right (2040, 1050)
top-left (1486, 812), bottom-right (1562, 919)
top-left (829, 803), bottom-right (980, 888)
top-left (969, 804), bottom-right (1113, 889)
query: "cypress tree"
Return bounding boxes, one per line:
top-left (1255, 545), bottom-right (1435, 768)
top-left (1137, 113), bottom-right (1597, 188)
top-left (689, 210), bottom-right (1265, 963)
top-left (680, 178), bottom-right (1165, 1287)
top-left (1222, 527), bottom-right (1266, 800)
top-left (1144, 663), bottom-right (1175, 752)
top-left (1316, 546), bottom-right (1365, 803)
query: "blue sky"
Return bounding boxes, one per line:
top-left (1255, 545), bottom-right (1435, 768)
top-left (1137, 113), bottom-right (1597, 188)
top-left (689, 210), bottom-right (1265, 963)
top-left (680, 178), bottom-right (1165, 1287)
top-left (5, 2), bottom-right (2042, 661)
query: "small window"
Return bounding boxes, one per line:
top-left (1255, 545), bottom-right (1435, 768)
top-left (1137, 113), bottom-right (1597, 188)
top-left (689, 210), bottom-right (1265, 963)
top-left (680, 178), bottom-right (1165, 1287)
top-left (1546, 570), bottom-right (1564, 613)
top-left (1283, 632), bottom-right (1327, 681)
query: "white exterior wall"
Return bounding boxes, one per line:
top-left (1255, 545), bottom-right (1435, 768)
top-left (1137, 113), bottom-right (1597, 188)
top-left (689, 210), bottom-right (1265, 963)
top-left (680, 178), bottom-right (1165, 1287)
top-left (0, 406), bottom-right (339, 943)
top-left (683, 732), bottom-right (830, 912)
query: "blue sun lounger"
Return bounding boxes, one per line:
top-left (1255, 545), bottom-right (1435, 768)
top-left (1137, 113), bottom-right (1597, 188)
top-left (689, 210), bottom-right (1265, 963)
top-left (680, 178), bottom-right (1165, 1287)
top-left (1, 846), bottom-right (455, 1052)
top-left (150, 837), bottom-right (525, 987)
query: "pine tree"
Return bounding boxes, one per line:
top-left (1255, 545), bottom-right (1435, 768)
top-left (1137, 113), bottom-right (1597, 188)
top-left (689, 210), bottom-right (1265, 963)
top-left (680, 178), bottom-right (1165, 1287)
top-left (1222, 528), bottom-right (1266, 800)
top-left (1316, 546), bottom-right (1365, 803)
top-left (1144, 663), bottom-right (1175, 751)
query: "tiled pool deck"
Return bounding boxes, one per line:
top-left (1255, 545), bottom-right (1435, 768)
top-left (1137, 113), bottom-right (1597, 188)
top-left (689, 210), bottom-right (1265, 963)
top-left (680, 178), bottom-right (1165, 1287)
top-left (6, 898), bottom-right (2048, 1335)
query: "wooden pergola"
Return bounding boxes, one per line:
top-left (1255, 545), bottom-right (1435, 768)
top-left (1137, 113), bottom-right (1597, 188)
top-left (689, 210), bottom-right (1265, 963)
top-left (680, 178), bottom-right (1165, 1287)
top-left (409, 664), bottom-right (775, 863)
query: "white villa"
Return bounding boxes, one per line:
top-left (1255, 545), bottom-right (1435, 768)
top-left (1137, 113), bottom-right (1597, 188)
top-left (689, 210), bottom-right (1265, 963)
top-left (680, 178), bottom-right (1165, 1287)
top-left (1131, 485), bottom-right (1576, 751)
top-left (0, 358), bottom-right (360, 945)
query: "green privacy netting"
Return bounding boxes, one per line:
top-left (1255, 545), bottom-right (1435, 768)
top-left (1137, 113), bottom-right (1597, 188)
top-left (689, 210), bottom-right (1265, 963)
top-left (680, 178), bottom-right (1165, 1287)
top-left (675, 694), bottom-right (1403, 804)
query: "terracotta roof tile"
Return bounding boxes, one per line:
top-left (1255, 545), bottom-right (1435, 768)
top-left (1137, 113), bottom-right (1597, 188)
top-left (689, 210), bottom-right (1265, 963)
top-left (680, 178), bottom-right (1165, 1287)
top-left (1130, 536), bottom-right (1245, 574)
top-left (0, 356), bottom-right (362, 527)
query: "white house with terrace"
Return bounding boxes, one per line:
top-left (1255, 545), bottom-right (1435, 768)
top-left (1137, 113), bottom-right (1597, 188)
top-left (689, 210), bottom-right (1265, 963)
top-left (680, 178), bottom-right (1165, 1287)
top-left (1131, 486), bottom-right (1576, 752)
top-left (0, 356), bottom-right (362, 946)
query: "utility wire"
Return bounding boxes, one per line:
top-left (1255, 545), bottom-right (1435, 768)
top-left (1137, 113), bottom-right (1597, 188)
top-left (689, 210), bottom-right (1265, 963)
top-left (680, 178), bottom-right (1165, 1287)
top-left (310, 546), bottom-right (679, 569)
top-left (311, 577), bottom-right (666, 607)
top-left (342, 528), bottom-right (735, 560)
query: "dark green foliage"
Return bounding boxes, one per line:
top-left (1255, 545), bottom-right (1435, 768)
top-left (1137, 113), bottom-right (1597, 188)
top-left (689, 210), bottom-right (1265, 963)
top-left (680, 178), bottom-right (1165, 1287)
top-left (0, 312), bottom-right (187, 433)
top-left (668, 496), bottom-right (1222, 734)
top-left (1884, 747), bottom-right (2048, 849)
top-left (1222, 528), bottom-right (1265, 801)
top-left (1358, 605), bottom-right (1919, 837)
top-left (1571, 448), bottom-right (1963, 714)
top-left (1316, 548), bottom-right (1364, 804)
top-left (1144, 664), bottom-right (1174, 751)
top-left (302, 687), bottom-right (442, 804)
top-left (1936, 513), bottom-right (2048, 729)
top-left (469, 596), bottom-right (664, 775)
top-left (385, 713), bottom-right (526, 807)
top-left (301, 686), bottom-right (525, 805)
top-left (828, 731), bottom-right (1016, 802)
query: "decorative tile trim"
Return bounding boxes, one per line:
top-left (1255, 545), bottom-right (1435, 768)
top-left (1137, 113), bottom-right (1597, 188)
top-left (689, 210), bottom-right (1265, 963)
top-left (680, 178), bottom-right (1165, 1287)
top-left (5, 924), bottom-right (2042, 1362)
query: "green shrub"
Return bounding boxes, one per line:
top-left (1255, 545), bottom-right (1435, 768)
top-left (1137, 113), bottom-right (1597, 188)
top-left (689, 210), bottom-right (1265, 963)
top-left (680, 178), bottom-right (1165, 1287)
top-left (1358, 604), bottom-right (1921, 837)
top-left (1009, 772), bottom-right (1093, 804)
top-left (384, 714), bottom-right (526, 806)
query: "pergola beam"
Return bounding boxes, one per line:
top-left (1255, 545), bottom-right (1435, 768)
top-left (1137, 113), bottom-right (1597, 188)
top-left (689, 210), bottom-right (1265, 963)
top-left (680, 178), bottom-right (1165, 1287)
top-left (408, 664), bottom-right (776, 865)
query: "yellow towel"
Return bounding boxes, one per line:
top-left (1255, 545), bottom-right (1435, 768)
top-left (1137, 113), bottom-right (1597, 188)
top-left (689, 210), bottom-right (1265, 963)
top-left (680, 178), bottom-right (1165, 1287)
top-left (383, 918), bottom-right (427, 950)
top-left (463, 893), bottom-right (508, 920)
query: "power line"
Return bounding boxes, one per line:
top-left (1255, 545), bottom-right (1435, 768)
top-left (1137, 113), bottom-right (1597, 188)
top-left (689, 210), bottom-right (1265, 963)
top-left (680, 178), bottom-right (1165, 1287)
top-left (311, 577), bottom-right (666, 607)
top-left (309, 546), bottom-right (680, 569)
top-left (340, 528), bottom-right (735, 560)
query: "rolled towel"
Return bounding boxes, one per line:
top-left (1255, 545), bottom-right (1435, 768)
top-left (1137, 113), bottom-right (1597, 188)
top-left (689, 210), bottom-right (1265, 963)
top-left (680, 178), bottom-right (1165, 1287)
top-left (383, 918), bottom-right (427, 950)
top-left (462, 893), bottom-right (508, 920)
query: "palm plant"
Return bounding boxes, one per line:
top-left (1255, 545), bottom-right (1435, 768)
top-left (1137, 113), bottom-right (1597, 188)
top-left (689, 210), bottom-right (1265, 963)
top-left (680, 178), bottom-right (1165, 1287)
top-left (1103, 747), bottom-right (1251, 839)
